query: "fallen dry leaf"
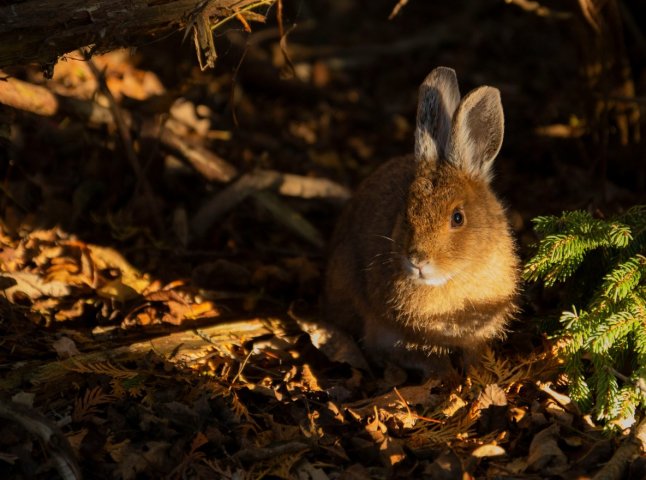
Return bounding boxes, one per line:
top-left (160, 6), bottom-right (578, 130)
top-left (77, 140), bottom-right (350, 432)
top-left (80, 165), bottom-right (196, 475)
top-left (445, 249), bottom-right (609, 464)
top-left (526, 423), bottom-right (568, 475)
top-left (0, 272), bottom-right (70, 301)
top-left (471, 443), bottom-right (506, 458)
top-left (378, 435), bottom-right (406, 468)
top-left (52, 336), bottom-right (80, 358)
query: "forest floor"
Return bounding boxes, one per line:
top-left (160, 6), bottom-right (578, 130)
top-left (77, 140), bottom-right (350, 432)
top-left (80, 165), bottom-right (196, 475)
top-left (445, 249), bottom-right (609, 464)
top-left (1, 0), bottom-right (645, 479)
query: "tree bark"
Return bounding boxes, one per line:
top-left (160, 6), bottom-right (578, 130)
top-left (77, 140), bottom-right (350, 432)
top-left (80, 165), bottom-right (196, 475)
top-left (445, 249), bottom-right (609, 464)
top-left (0, 0), bottom-right (263, 72)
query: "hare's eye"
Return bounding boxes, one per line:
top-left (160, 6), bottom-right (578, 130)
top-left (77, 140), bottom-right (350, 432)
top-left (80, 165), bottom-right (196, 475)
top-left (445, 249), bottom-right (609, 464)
top-left (451, 209), bottom-right (465, 228)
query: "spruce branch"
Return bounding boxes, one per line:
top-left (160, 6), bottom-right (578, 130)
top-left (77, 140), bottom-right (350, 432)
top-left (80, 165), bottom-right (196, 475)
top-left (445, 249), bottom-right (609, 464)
top-left (525, 207), bottom-right (646, 429)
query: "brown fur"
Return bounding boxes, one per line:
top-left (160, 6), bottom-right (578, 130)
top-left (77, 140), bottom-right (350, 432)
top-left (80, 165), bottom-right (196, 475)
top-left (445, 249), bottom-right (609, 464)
top-left (323, 67), bottom-right (519, 373)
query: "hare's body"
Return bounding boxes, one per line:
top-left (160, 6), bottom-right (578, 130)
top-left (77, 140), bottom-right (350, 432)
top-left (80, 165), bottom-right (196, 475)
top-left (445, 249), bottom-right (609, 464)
top-left (323, 67), bottom-right (519, 371)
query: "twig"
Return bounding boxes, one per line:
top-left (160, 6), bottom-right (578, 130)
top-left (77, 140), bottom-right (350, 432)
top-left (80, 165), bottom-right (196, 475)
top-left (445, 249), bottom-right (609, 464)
top-left (578, 0), bottom-right (604, 33)
top-left (389, 0), bottom-right (409, 20)
top-left (82, 51), bottom-right (164, 233)
top-left (275, 0), bottom-right (296, 78)
top-left (209, 0), bottom-right (273, 32)
top-left (504, 0), bottom-right (572, 19)
top-left (251, 190), bottom-right (324, 248)
top-left (160, 128), bottom-right (238, 182)
top-left (537, 381), bottom-right (580, 414)
top-left (229, 349), bottom-right (253, 389)
top-left (605, 366), bottom-right (646, 395)
top-left (393, 386), bottom-right (415, 424)
top-left (193, 9), bottom-right (218, 71)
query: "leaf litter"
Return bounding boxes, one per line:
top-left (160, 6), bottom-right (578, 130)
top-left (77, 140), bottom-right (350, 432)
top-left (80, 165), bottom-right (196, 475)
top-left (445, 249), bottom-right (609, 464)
top-left (0, 225), bottom-right (610, 479)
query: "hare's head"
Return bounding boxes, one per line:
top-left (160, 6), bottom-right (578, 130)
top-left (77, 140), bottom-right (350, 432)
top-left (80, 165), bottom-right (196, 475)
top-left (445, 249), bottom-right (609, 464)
top-left (397, 67), bottom-right (510, 287)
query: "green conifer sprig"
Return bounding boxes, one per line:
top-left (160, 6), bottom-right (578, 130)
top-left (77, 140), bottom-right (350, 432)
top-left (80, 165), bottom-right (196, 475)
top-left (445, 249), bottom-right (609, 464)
top-left (524, 206), bottom-right (646, 428)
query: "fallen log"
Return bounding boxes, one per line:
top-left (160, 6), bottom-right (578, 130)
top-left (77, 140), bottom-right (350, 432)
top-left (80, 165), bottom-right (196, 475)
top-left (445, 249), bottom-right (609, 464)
top-left (0, 0), bottom-right (271, 72)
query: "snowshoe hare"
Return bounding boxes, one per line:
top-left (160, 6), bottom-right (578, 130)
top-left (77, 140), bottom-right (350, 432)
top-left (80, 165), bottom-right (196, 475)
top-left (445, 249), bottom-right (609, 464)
top-left (323, 67), bottom-right (519, 373)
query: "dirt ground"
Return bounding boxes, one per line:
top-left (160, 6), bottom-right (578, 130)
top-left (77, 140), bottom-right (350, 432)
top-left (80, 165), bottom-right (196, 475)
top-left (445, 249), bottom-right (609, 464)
top-left (1, 0), bottom-right (645, 478)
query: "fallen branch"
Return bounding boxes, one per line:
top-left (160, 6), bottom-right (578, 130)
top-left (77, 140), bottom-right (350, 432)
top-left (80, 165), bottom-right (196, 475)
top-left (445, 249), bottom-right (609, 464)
top-left (251, 190), bottom-right (324, 248)
top-left (160, 127), bottom-right (239, 182)
top-left (0, 400), bottom-right (81, 480)
top-left (593, 416), bottom-right (646, 480)
top-left (84, 51), bottom-right (165, 233)
top-left (190, 169), bottom-right (350, 240)
top-left (0, 74), bottom-right (238, 183)
top-left (1, 317), bottom-right (295, 390)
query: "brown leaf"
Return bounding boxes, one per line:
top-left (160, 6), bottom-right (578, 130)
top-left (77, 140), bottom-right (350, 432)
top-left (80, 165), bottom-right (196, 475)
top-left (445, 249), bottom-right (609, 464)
top-left (545, 400), bottom-right (574, 426)
top-left (87, 244), bottom-right (151, 295)
top-left (339, 463), bottom-right (372, 480)
top-left (379, 436), bottom-right (406, 468)
top-left (116, 441), bottom-right (171, 480)
top-left (52, 336), bottom-right (80, 358)
top-left (471, 443), bottom-right (506, 458)
top-left (526, 423), bottom-right (568, 474)
top-left (190, 431), bottom-right (209, 452)
top-left (300, 364), bottom-right (323, 392)
top-left (424, 449), bottom-right (463, 480)
top-left (124, 289), bottom-right (219, 326)
top-left (477, 384), bottom-right (508, 433)
top-left (0, 271), bottom-right (70, 301)
top-left (97, 277), bottom-right (140, 302)
top-left (477, 384), bottom-right (507, 409)
top-left (295, 318), bottom-right (369, 370)
top-left (443, 393), bottom-right (467, 418)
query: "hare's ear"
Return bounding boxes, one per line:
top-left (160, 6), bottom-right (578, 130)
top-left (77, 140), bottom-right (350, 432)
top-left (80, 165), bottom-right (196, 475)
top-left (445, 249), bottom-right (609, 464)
top-left (415, 67), bottom-right (461, 165)
top-left (449, 86), bottom-right (504, 182)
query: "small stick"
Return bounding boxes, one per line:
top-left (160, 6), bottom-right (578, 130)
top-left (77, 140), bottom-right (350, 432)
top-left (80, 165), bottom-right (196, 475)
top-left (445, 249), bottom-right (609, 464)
top-left (504, 0), bottom-right (572, 19)
top-left (537, 381), bottom-right (580, 414)
top-left (190, 169), bottom-right (350, 239)
top-left (389, 0), bottom-right (409, 20)
top-left (82, 50), bottom-right (164, 232)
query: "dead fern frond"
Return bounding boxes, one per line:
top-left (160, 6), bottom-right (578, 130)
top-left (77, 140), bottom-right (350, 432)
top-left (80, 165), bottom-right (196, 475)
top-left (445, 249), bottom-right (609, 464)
top-left (111, 377), bottom-right (146, 399)
top-left (168, 432), bottom-right (209, 479)
top-left (408, 389), bottom-right (479, 452)
top-left (73, 386), bottom-right (115, 422)
top-left (264, 451), bottom-right (306, 479)
top-left (66, 358), bottom-right (139, 379)
top-left (230, 390), bottom-right (255, 425)
top-left (469, 347), bottom-right (542, 392)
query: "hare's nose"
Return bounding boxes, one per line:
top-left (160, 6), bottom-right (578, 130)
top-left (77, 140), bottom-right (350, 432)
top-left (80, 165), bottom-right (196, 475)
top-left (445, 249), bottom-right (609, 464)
top-left (408, 251), bottom-right (437, 275)
top-left (408, 248), bottom-right (423, 263)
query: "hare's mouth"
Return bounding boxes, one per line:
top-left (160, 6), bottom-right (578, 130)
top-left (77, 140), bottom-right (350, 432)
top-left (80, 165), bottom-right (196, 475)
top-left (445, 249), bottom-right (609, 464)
top-left (402, 258), bottom-right (452, 287)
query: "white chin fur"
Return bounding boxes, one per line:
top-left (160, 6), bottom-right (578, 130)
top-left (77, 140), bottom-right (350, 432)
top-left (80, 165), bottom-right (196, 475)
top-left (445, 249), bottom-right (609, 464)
top-left (403, 259), bottom-right (452, 287)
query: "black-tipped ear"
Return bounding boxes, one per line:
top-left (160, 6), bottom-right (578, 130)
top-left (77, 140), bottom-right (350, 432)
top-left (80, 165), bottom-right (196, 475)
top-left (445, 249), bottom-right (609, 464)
top-left (448, 86), bottom-right (504, 182)
top-left (414, 67), bottom-right (461, 165)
